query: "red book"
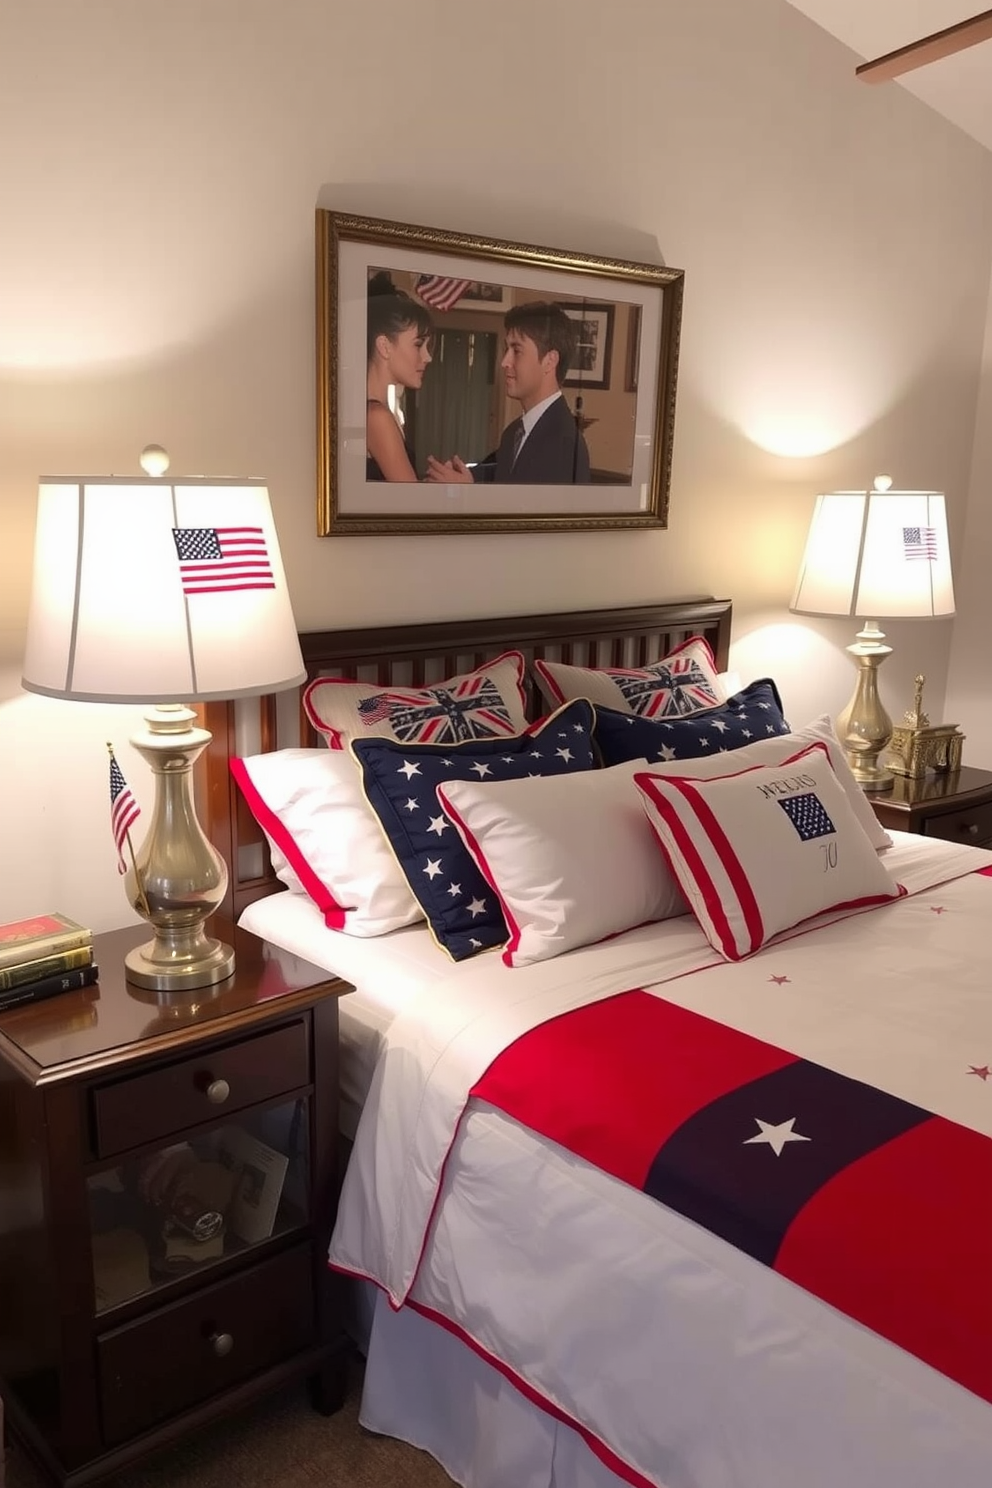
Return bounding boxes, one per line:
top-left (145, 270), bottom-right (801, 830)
top-left (0, 913), bottom-right (92, 971)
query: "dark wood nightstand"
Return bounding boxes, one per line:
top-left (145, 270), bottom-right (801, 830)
top-left (0, 919), bottom-right (351, 1487)
top-left (869, 765), bottom-right (992, 848)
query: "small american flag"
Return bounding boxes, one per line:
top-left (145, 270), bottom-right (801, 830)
top-left (109, 754), bottom-right (140, 874)
top-left (903, 525), bottom-right (938, 561)
top-left (779, 791), bottom-right (836, 843)
top-left (172, 527), bottom-right (275, 595)
top-left (415, 274), bottom-right (472, 311)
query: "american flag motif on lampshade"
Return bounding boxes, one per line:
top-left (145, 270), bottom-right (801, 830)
top-left (902, 525), bottom-right (938, 561)
top-left (21, 478), bottom-right (305, 703)
top-left (172, 526), bottom-right (275, 594)
top-left (791, 490), bottom-right (954, 620)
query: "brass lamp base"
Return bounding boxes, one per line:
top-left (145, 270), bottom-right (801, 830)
top-left (123, 703), bottom-right (235, 993)
top-left (835, 622), bottom-right (894, 793)
top-left (124, 934), bottom-right (235, 994)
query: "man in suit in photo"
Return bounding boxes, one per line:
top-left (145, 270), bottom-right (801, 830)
top-left (425, 301), bottom-right (591, 485)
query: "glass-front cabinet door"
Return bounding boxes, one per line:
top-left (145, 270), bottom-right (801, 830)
top-left (87, 1098), bottom-right (310, 1313)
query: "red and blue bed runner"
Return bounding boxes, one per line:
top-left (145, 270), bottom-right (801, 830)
top-left (470, 990), bottom-right (992, 1402)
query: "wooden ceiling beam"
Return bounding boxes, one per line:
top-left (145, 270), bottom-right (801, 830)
top-left (856, 7), bottom-right (992, 83)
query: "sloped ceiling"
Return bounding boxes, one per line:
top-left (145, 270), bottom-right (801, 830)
top-left (786, 1), bottom-right (992, 152)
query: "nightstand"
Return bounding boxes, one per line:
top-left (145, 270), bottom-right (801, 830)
top-left (869, 765), bottom-right (992, 848)
top-left (0, 918), bottom-right (351, 1487)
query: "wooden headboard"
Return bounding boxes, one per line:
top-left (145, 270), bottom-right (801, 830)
top-left (199, 597), bottom-right (733, 920)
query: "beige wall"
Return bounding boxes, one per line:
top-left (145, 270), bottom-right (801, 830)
top-left (2, 0), bottom-right (991, 930)
top-left (944, 255), bottom-right (992, 757)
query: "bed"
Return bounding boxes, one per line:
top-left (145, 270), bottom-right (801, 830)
top-left (199, 597), bottom-right (992, 1488)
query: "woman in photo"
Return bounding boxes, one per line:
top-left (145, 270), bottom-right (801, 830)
top-left (366, 272), bottom-right (434, 481)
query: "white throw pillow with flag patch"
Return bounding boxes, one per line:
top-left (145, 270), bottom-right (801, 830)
top-left (303, 651), bottom-right (528, 751)
top-left (617, 712), bottom-right (891, 853)
top-left (634, 741), bottom-right (902, 961)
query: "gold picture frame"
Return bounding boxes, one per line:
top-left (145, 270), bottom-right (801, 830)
top-left (315, 210), bottom-right (684, 536)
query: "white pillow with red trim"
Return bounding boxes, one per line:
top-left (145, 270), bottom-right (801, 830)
top-left (437, 761), bottom-right (687, 967)
top-left (533, 636), bottom-right (723, 717)
top-left (633, 741), bottom-right (902, 962)
top-left (230, 749), bottom-right (423, 937)
top-left (302, 650), bottom-right (528, 751)
top-left (613, 712), bottom-right (891, 853)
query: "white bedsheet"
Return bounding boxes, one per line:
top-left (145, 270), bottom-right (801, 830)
top-left (239, 892), bottom-right (448, 1136)
top-left (328, 834), bottom-right (992, 1488)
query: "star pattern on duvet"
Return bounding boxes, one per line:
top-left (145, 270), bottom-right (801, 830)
top-left (353, 699), bottom-right (596, 961)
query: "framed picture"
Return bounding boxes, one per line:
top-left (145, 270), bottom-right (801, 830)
top-left (316, 210), bottom-right (684, 536)
top-left (556, 302), bottom-right (614, 391)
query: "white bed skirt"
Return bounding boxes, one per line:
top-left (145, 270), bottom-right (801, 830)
top-left (361, 1288), bottom-right (625, 1488)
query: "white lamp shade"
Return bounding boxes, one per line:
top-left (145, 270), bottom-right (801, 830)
top-left (791, 490), bottom-right (955, 620)
top-left (22, 478), bottom-right (306, 702)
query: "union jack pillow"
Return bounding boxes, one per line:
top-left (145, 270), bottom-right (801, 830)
top-left (634, 742), bottom-right (903, 961)
top-left (303, 650), bottom-right (528, 751)
top-left (533, 636), bottom-right (723, 718)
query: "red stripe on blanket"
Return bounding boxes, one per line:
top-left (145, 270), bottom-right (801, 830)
top-left (473, 992), bottom-right (794, 1188)
top-left (471, 988), bottom-right (992, 1402)
top-left (777, 1115), bottom-right (991, 1399)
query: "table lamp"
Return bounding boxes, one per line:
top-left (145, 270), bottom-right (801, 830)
top-left (790, 480), bottom-right (955, 792)
top-left (21, 459), bottom-right (305, 992)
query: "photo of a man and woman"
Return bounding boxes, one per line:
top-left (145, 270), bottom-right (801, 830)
top-left (365, 267), bottom-right (638, 487)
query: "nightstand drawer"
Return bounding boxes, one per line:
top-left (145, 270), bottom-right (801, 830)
top-left (92, 1020), bottom-right (310, 1157)
top-left (923, 800), bottom-right (992, 848)
top-left (97, 1243), bottom-right (315, 1444)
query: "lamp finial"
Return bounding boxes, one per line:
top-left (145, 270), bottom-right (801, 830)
top-left (140, 444), bottom-right (170, 477)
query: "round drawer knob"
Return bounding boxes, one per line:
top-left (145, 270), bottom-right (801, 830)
top-left (205, 1077), bottom-right (230, 1104)
top-left (964, 823), bottom-right (979, 837)
top-left (209, 1331), bottom-right (234, 1358)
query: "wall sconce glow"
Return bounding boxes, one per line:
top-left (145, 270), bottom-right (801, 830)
top-left (740, 412), bottom-right (848, 460)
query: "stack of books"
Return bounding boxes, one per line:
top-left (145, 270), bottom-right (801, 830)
top-left (0, 913), bottom-right (98, 1013)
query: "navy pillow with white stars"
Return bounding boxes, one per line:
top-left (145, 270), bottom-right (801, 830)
top-left (351, 699), bottom-right (597, 961)
top-left (593, 679), bottom-right (790, 767)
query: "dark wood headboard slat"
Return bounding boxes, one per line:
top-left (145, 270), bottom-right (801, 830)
top-left (200, 598), bottom-right (732, 920)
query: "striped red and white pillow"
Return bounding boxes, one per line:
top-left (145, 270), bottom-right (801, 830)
top-left (634, 741), bottom-right (902, 961)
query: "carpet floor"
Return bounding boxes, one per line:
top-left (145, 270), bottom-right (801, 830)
top-left (3, 1355), bottom-right (456, 1487)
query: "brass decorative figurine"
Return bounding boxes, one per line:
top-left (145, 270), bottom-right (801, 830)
top-left (885, 675), bottom-right (964, 779)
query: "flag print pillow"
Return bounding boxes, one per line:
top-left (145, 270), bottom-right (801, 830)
top-left (351, 700), bottom-right (597, 961)
top-left (634, 741), bottom-right (903, 961)
top-left (593, 678), bottom-right (790, 767)
top-left (612, 712), bottom-right (892, 853)
top-left (533, 636), bottom-right (723, 718)
top-left (230, 749), bottom-right (423, 937)
top-left (302, 651), bottom-right (528, 751)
